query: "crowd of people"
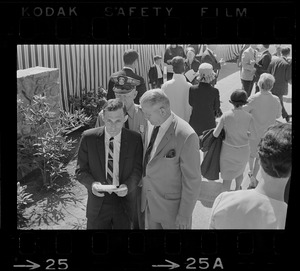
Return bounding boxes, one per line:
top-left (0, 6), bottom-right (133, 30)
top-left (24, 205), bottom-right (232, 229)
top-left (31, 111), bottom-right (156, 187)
top-left (75, 45), bottom-right (292, 230)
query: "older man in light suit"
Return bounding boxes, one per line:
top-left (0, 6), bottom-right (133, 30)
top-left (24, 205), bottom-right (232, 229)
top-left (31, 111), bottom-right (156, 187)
top-left (240, 44), bottom-right (257, 97)
top-left (140, 89), bottom-right (201, 229)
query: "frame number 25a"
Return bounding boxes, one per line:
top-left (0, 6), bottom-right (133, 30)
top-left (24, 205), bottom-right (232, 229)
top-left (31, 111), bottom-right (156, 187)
top-left (186, 257), bottom-right (224, 269)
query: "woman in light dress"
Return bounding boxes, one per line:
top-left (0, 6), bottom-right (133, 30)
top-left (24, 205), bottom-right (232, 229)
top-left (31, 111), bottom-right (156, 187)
top-left (213, 89), bottom-right (257, 192)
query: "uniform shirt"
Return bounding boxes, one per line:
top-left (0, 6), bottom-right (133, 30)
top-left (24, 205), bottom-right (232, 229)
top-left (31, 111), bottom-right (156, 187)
top-left (209, 189), bottom-right (287, 229)
top-left (104, 128), bottom-right (121, 186)
top-left (146, 113), bottom-right (173, 162)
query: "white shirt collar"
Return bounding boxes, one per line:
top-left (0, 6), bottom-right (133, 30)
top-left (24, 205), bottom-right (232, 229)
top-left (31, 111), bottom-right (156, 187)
top-left (123, 66), bottom-right (134, 72)
top-left (159, 113), bottom-right (173, 130)
top-left (104, 127), bottom-right (122, 142)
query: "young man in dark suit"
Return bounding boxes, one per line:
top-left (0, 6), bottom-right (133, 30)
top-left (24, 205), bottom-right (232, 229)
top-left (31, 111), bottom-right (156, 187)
top-left (148, 55), bottom-right (163, 89)
top-left (254, 44), bottom-right (272, 93)
top-left (76, 99), bottom-right (143, 229)
top-left (107, 49), bottom-right (147, 104)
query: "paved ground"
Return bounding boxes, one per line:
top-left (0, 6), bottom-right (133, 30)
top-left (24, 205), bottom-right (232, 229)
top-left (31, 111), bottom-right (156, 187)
top-left (191, 62), bottom-right (292, 229)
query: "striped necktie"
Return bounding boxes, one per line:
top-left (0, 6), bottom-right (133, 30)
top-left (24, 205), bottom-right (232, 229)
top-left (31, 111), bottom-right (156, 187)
top-left (143, 126), bottom-right (160, 177)
top-left (107, 137), bottom-right (114, 184)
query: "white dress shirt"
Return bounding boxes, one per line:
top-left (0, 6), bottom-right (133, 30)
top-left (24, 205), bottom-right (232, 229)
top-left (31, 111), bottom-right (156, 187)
top-left (104, 128), bottom-right (121, 186)
top-left (209, 189), bottom-right (287, 229)
top-left (147, 113), bottom-right (173, 162)
top-left (155, 64), bottom-right (163, 79)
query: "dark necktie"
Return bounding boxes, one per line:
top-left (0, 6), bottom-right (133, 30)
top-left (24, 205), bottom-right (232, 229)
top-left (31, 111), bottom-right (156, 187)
top-left (124, 112), bottom-right (129, 129)
top-left (107, 137), bottom-right (114, 184)
top-left (143, 126), bottom-right (160, 177)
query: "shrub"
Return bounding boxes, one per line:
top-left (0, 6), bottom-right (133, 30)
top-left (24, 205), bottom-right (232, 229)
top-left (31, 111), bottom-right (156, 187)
top-left (17, 182), bottom-right (33, 228)
top-left (69, 86), bottom-right (107, 127)
top-left (17, 95), bottom-right (91, 185)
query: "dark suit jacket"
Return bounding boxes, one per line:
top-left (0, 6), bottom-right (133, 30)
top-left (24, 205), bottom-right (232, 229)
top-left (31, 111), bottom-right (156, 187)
top-left (267, 56), bottom-right (291, 96)
top-left (189, 82), bottom-right (221, 136)
top-left (254, 50), bottom-right (272, 82)
top-left (148, 64), bottom-right (163, 88)
top-left (75, 127), bottom-right (143, 222)
top-left (107, 68), bottom-right (147, 104)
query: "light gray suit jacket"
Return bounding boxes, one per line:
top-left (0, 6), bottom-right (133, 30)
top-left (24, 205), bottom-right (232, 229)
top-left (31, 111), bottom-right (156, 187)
top-left (141, 114), bottom-right (201, 226)
top-left (240, 47), bottom-right (256, 81)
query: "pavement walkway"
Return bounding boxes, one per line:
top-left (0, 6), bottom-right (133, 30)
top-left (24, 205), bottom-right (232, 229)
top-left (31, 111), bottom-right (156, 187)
top-left (192, 63), bottom-right (292, 229)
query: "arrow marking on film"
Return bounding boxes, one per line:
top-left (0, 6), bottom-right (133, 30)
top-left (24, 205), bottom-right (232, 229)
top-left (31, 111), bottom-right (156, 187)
top-left (152, 259), bottom-right (180, 269)
top-left (13, 259), bottom-right (40, 270)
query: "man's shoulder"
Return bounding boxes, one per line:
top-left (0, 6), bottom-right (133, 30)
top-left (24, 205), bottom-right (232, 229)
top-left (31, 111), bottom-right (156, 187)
top-left (125, 70), bottom-right (145, 83)
top-left (123, 128), bottom-right (142, 140)
top-left (82, 127), bottom-right (103, 137)
top-left (174, 115), bottom-right (197, 136)
top-left (110, 69), bottom-right (125, 77)
top-left (215, 190), bottom-right (256, 207)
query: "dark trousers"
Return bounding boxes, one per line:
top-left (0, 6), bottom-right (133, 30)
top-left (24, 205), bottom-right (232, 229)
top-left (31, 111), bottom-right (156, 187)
top-left (125, 186), bottom-right (145, 229)
top-left (276, 94), bottom-right (288, 119)
top-left (151, 78), bottom-right (163, 89)
top-left (241, 79), bottom-right (254, 97)
top-left (86, 193), bottom-right (130, 230)
top-left (167, 72), bottom-right (173, 81)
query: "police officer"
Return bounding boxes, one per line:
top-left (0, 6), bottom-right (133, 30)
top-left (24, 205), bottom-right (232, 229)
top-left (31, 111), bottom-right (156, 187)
top-left (95, 75), bottom-right (147, 229)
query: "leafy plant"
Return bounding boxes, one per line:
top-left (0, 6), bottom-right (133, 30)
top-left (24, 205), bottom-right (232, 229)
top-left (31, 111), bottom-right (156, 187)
top-left (17, 182), bottom-right (34, 228)
top-left (17, 95), bottom-right (90, 184)
top-left (33, 128), bottom-right (77, 186)
top-left (68, 86), bottom-right (107, 127)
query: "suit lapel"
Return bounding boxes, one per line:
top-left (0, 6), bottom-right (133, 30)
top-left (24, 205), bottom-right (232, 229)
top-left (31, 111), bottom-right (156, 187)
top-left (152, 115), bottom-right (177, 159)
top-left (96, 127), bottom-right (106, 174)
top-left (119, 128), bottom-right (128, 179)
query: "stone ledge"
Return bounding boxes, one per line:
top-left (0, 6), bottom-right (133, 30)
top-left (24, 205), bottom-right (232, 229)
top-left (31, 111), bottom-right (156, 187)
top-left (17, 66), bottom-right (59, 79)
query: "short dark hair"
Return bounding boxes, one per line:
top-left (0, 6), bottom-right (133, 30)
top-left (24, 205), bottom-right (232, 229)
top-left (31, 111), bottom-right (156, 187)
top-left (230, 89), bottom-right (248, 107)
top-left (102, 99), bottom-right (126, 115)
top-left (263, 44), bottom-right (270, 49)
top-left (258, 123), bottom-right (292, 178)
top-left (281, 47), bottom-right (291, 56)
top-left (123, 49), bottom-right (139, 65)
top-left (171, 56), bottom-right (185, 74)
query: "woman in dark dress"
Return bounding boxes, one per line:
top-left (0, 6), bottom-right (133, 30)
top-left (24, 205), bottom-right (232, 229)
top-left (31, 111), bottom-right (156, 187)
top-left (189, 63), bottom-right (221, 136)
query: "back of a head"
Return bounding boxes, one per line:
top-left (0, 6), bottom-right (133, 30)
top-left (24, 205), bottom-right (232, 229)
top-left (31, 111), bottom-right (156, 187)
top-left (281, 46), bottom-right (291, 57)
top-left (258, 73), bottom-right (275, 91)
top-left (140, 88), bottom-right (170, 109)
top-left (258, 123), bottom-right (292, 178)
top-left (171, 56), bottom-right (185, 74)
top-left (263, 44), bottom-right (270, 49)
top-left (123, 49), bottom-right (139, 65)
